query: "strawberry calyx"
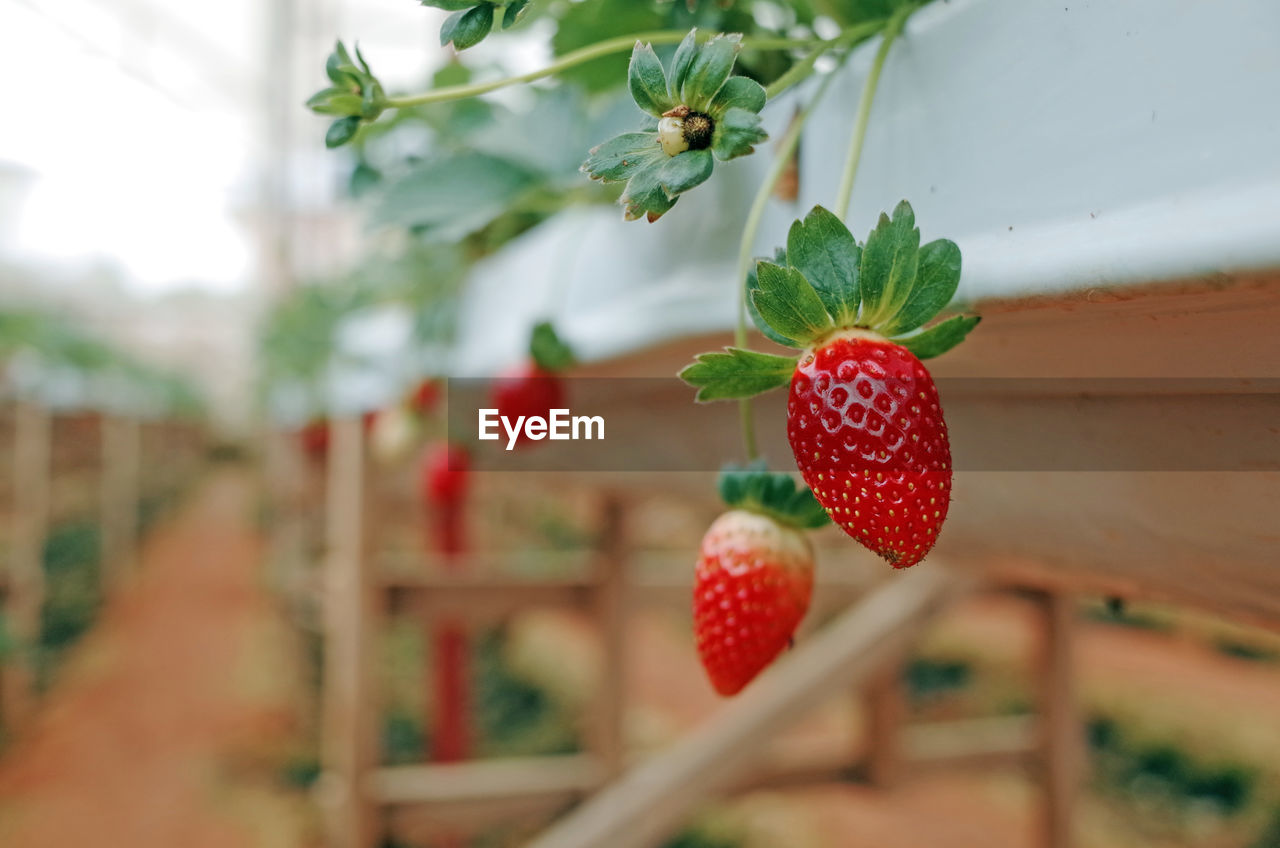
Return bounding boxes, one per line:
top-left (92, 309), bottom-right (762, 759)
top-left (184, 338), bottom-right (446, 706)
top-left (718, 462), bottom-right (829, 530)
top-left (679, 200), bottom-right (980, 402)
top-left (528, 320), bottom-right (574, 373)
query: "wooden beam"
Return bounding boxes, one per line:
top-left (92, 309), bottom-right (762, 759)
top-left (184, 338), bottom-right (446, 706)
top-left (1033, 590), bottom-right (1081, 848)
top-left (381, 568), bottom-right (869, 620)
top-left (320, 417), bottom-right (381, 848)
top-left (589, 494), bottom-right (627, 777)
top-left (906, 715), bottom-right (1038, 771)
top-left (386, 576), bottom-right (592, 621)
top-left (525, 566), bottom-right (965, 848)
top-left (369, 753), bottom-right (605, 807)
top-left (865, 663), bottom-right (906, 788)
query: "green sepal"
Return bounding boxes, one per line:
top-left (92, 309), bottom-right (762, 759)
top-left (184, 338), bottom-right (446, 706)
top-left (581, 132), bottom-right (664, 183)
top-left (529, 321), bottom-right (575, 372)
top-left (628, 42), bottom-right (672, 117)
top-left (325, 42), bottom-right (360, 85)
top-left (881, 237), bottom-right (961, 336)
top-left (751, 261), bottom-right (834, 346)
top-left (656, 149), bottom-right (714, 198)
top-left (711, 106), bottom-right (767, 161)
top-left (307, 88), bottom-right (364, 117)
top-left (354, 44), bottom-right (372, 75)
top-left (745, 248), bottom-right (799, 347)
top-left (666, 30), bottom-right (700, 102)
top-left (680, 33), bottom-right (741, 112)
top-left (441, 3), bottom-right (494, 49)
top-left (719, 463), bottom-right (829, 530)
top-left (859, 199), bottom-right (920, 330)
top-left (894, 314), bottom-right (981, 359)
top-left (619, 159), bottom-right (678, 222)
top-left (360, 80), bottom-right (384, 119)
top-left (311, 41), bottom-right (383, 130)
top-left (502, 0), bottom-right (530, 28)
top-left (678, 347), bottom-right (796, 402)
top-left (786, 206), bottom-right (861, 327)
top-left (325, 116), bottom-right (362, 148)
top-left (709, 76), bottom-right (766, 115)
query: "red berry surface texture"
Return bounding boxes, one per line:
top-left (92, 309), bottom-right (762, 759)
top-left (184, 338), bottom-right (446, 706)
top-left (789, 332), bottom-right (950, 568)
top-left (694, 509), bottom-right (814, 696)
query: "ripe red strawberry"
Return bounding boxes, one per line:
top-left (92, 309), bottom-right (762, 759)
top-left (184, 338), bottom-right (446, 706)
top-left (422, 441), bottom-right (469, 506)
top-left (490, 321), bottom-right (574, 450)
top-left (682, 202), bottom-right (979, 570)
top-left (490, 361), bottom-right (566, 449)
top-left (691, 468), bottom-right (827, 696)
top-left (421, 442), bottom-right (469, 556)
top-left (694, 509), bottom-right (814, 696)
top-left (789, 331), bottom-right (950, 568)
top-left (409, 378), bottom-right (440, 416)
top-left (298, 417), bottom-right (330, 459)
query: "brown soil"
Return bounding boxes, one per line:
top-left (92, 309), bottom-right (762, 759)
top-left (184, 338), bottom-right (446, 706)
top-left (0, 470), bottom-right (312, 848)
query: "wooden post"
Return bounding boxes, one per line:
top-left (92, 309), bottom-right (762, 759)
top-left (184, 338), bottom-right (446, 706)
top-left (321, 417), bottom-right (380, 848)
top-left (1033, 590), bottom-right (1080, 848)
top-left (3, 402), bottom-right (51, 726)
top-left (589, 494), bottom-right (627, 778)
top-left (100, 414), bottom-right (141, 590)
top-left (865, 661), bottom-right (906, 787)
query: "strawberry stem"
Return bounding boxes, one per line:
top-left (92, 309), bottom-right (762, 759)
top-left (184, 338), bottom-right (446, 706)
top-left (384, 32), bottom-right (829, 111)
top-left (833, 6), bottom-right (911, 221)
top-left (733, 67), bottom-right (842, 462)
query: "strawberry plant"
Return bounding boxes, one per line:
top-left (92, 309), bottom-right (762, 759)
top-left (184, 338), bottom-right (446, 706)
top-left (694, 466), bottom-right (827, 694)
top-left (489, 322), bottom-right (575, 450)
top-left (308, 0), bottom-right (979, 695)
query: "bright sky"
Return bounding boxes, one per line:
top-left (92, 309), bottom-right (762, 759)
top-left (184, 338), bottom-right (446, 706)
top-left (0, 0), bottom-right (264, 294)
top-left (0, 0), bottom-right (547, 297)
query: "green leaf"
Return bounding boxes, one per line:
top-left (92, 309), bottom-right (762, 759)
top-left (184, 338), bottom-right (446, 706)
top-left (680, 33), bottom-right (741, 112)
top-left (325, 116), bottom-right (361, 148)
top-left (581, 132), bottom-right (664, 183)
top-left (666, 30), bottom-right (700, 101)
top-left (709, 76), bottom-right (766, 116)
top-left (529, 321), bottom-right (574, 372)
top-left (370, 152), bottom-right (536, 240)
top-left (354, 44), bottom-right (372, 75)
top-left (711, 106), bottom-right (767, 161)
top-left (502, 0), bottom-right (530, 28)
top-left (440, 3), bottom-right (494, 50)
top-left (553, 0), bottom-right (665, 93)
top-left (883, 238), bottom-right (961, 335)
top-left (656, 149), bottom-right (713, 198)
top-left (786, 206), bottom-right (860, 326)
top-left (433, 61), bottom-right (471, 88)
top-left (751, 261), bottom-right (834, 346)
top-left (326, 42), bottom-right (359, 85)
top-left (628, 42), bottom-right (671, 117)
top-left (895, 315), bottom-right (981, 359)
top-left (859, 200), bottom-right (920, 330)
top-left (679, 348), bottom-right (796, 402)
top-left (619, 160), bottom-right (678, 222)
top-left (421, 0), bottom-right (481, 10)
top-left (745, 257), bottom-right (800, 347)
